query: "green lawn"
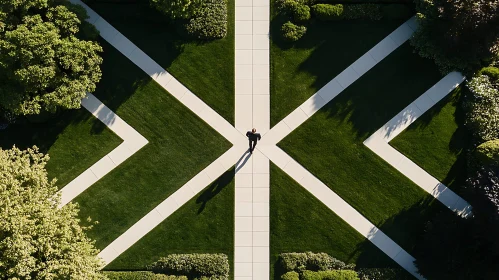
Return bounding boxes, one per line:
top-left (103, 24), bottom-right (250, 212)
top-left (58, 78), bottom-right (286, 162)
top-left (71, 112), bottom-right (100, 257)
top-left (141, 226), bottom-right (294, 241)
top-left (84, 0), bottom-right (235, 124)
top-left (105, 169), bottom-right (235, 279)
top-left (278, 43), bottom-right (455, 255)
top-left (0, 110), bottom-right (122, 189)
top-left (390, 87), bottom-right (472, 199)
top-left (270, 6), bottom-right (412, 126)
top-left (75, 40), bottom-right (231, 250)
top-left (270, 164), bottom-right (413, 280)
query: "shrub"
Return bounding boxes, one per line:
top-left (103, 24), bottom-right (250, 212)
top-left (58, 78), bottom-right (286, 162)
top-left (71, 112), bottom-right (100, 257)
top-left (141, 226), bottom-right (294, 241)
top-left (311, 4), bottom-right (343, 21)
top-left (357, 268), bottom-right (412, 280)
top-left (479, 67), bottom-right (499, 82)
top-left (281, 271), bottom-right (300, 280)
top-left (343, 4), bottom-right (382, 21)
top-left (103, 271), bottom-right (187, 279)
top-left (475, 139), bottom-right (499, 167)
top-left (380, 4), bottom-right (413, 20)
top-left (148, 254), bottom-right (229, 279)
top-left (292, 4), bottom-right (311, 22)
top-left (467, 166), bottom-right (499, 221)
top-left (185, 0), bottom-right (227, 40)
top-left (279, 252), bottom-right (354, 272)
top-left (465, 75), bottom-right (499, 142)
top-left (301, 270), bottom-right (360, 280)
top-left (281, 22), bottom-right (307, 41)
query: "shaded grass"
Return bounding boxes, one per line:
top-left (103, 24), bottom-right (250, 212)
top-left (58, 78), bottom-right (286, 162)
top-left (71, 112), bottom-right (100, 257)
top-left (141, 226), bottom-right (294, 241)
top-left (270, 164), bottom-right (414, 280)
top-left (0, 110), bottom-right (122, 189)
top-left (390, 87), bottom-right (472, 199)
top-left (105, 169), bottom-right (235, 279)
top-left (278, 42), bottom-right (451, 254)
top-left (75, 40), bottom-right (231, 249)
top-left (270, 5), bottom-right (412, 126)
top-left (85, 0), bottom-right (234, 124)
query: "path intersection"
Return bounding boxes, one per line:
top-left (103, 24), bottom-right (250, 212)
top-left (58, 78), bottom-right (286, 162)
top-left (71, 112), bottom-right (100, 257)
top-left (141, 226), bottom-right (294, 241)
top-left (62, 1), bottom-right (470, 279)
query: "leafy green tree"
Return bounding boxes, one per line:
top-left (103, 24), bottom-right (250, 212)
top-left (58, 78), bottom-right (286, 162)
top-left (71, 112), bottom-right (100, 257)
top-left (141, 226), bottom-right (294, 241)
top-left (0, 0), bottom-right (102, 116)
top-left (412, 0), bottom-right (499, 73)
top-left (0, 146), bottom-right (105, 279)
top-left (150, 0), bottom-right (203, 19)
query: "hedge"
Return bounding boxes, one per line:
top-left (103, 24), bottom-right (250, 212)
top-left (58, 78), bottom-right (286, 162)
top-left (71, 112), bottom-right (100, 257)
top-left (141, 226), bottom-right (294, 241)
top-left (185, 0), bottom-right (227, 40)
top-left (465, 75), bottom-right (499, 142)
top-left (357, 268), bottom-right (412, 280)
top-left (148, 254), bottom-right (229, 280)
top-left (281, 21), bottom-right (307, 41)
top-left (479, 66), bottom-right (499, 82)
top-left (279, 252), bottom-right (355, 272)
top-left (301, 270), bottom-right (360, 280)
top-left (475, 139), bottom-right (499, 167)
top-left (311, 4), bottom-right (344, 21)
top-left (312, 4), bottom-right (384, 21)
top-left (103, 271), bottom-right (187, 279)
top-left (281, 271), bottom-right (300, 280)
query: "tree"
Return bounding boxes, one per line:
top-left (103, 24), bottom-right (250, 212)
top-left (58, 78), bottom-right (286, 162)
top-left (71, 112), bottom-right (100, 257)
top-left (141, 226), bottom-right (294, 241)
top-left (411, 0), bottom-right (499, 73)
top-left (150, 0), bottom-right (203, 20)
top-left (0, 146), bottom-right (105, 279)
top-left (0, 0), bottom-right (102, 116)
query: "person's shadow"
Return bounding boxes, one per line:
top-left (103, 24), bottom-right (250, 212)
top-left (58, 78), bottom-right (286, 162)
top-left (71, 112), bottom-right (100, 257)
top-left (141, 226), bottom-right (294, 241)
top-left (196, 168), bottom-right (235, 214)
top-left (235, 150), bottom-right (252, 173)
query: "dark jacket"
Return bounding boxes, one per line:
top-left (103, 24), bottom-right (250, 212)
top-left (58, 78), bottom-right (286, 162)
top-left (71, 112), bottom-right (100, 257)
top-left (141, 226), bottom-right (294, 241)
top-left (246, 131), bottom-right (261, 141)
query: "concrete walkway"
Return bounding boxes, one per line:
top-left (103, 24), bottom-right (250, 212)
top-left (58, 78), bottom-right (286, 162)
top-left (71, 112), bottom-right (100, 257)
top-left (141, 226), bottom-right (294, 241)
top-left (63, 2), bottom-right (436, 278)
top-left (364, 72), bottom-right (472, 217)
top-left (58, 93), bottom-right (148, 206)
top-left (234, 0), bottom-right (271, 278)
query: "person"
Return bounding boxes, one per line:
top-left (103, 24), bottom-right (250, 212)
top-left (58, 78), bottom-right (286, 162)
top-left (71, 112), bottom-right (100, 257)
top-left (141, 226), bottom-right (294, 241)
top-left (246, 128), bottom-right (261, 153)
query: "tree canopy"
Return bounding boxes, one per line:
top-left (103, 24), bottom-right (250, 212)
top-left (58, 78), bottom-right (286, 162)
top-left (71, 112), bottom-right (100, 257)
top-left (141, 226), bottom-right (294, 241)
top-left (0, 0), bottom-right (102, 116)
top-left (0, 146), bottom-right (105, 279)
top-left (412, 0), bottom-right (499, 73)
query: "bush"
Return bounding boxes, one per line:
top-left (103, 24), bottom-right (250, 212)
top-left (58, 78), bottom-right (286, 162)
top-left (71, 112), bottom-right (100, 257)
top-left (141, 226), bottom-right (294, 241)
top-left (343, 4), bottom-right (382, 21)
top-left (465, 75), bottom-right (499, 142)
top-left (103, 271), bottom-right (187, 279)
top-left (281, 271), bottom-right (300, 280)
top-left (311, 4), bottom-right (343, 21)
top-left (475, 139), bottom-right (499, 167)
top-left (292, 4), bottom-right (311, 22)
top-left (148, 254), bottom-right (229, 280)
top-left (479, 67), bottom-right (499, 82)
top-left (185, 0), bottom-right (227, 40)
top-left (357, 268), bottom-right (412, 280)
top-left (281, 22), bottom-right (307, 41)
top-left (279, 252), bottom-right (354, 272)
top-left (301, 270), bottom-right (360, 280)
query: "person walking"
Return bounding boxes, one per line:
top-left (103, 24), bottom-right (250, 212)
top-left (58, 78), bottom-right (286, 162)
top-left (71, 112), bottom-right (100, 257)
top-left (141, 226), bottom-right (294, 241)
top-left (246, 128), bottom-right (261, 153)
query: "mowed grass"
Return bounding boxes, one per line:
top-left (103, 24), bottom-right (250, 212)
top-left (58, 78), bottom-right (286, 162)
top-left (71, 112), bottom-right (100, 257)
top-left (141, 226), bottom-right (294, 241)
top-left (105, 169), bottom-right (235, 279)
top-left (390, 87), bottom-right (472, 199)
top-left (75, 40), bottom-right (231, 249)
top-left (270, 164), bottom-right (413, 280)
top-left (0, 110), bottom-right (122, 189)
top-left (278, 43), bottom-right (454, 254)
top-left (85, 0), bottom-right (235, 124)
top-left (270, 5), bottom-right (412, 126)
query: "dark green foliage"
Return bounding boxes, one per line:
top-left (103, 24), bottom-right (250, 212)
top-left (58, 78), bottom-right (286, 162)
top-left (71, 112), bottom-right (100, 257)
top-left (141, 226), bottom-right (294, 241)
top-left (357, 268), bottom-right (412, 280)
top-left (380, 4), bottom-right (413, 20)
top-left (185, 0), bottom-right (227, 40)
top-left (465, 75), bottom-right (499, 142)
top-left (293, 3), bottom-right (311, 22)
top-left (301, 270), bottom-right (360, 280)
top-left (279, 252), bottom-right (355, 273)
top-left (479, 66), bottom-right (499, 82)
top-left (411, 0), bottom-right (499, 73)
top-left (281, 21), bottom-right (307, 41)
top-left (311, 4), bottom-right (343, 21)
top-left (103, 271), bottom-right (187, 280)
top-left (343, 4), bottom-right (382, 21)
top-left (281, 271), bottom-right (300, 280)
top-left (148, 254), bottom-right (229, 280)
top-left (475, 139), bottom-right (499, 167)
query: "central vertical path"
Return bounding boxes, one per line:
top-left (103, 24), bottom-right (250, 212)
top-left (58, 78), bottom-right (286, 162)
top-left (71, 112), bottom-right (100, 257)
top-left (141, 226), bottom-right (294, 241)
top-left (234, 0), bottom-right (270, 278)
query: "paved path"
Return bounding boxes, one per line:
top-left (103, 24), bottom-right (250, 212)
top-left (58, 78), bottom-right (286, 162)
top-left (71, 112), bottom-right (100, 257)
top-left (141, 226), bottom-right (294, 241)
top-left (62, 3), bottom-right (441, 278)
top-left (57, 93), bottom-right (148, 206)
top-left (364, 72), bottom-right (472, 217)
top-left (234, 0), bottom-right (271, 278)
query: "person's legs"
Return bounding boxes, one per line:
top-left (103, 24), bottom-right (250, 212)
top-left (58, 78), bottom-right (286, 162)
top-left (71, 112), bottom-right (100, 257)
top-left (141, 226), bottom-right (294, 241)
top-left (251, 140), bottom-right (257, 152)
top-left (248, 140), bottom-right (252, 151)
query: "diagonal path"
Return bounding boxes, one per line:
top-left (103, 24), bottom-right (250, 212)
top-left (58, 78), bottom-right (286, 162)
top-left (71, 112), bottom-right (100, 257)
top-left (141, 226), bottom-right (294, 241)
top-left (364, 72), bottom-right (472, 217)
top-left (234, 0), bottom-right (271, 278)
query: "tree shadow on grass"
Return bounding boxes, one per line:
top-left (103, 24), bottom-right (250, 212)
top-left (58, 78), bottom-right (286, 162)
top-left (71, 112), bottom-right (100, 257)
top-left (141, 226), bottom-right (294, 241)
top-left (196, 168), bottom-right (235, 214)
